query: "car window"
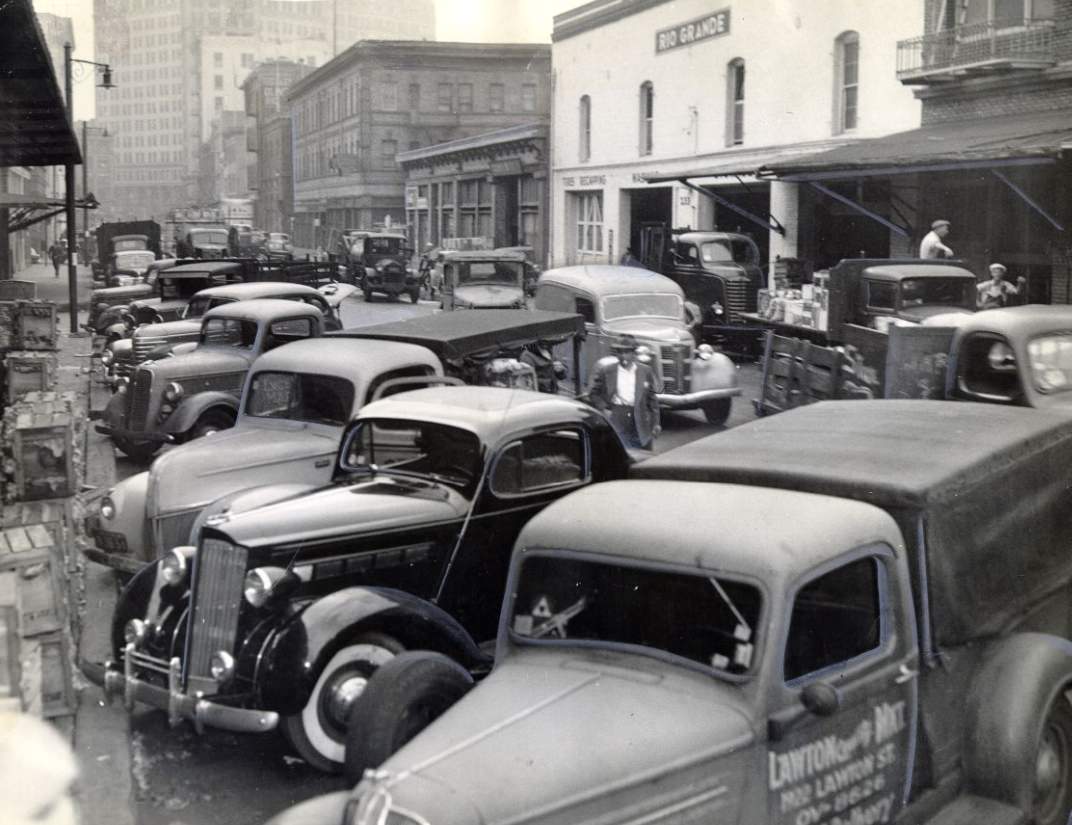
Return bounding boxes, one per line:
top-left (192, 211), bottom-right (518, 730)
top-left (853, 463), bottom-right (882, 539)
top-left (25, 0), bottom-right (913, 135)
top-left (602, 293), bottom-right (681, 321)
top-left (264, 317), bottom-right (315, 351)
top-left (575, 297), bottom-right (596, 324)
top-left (675, 242), bottom-right (700, 261)
top-left (533, 283), bottom-right (572, 313)
top-left (342, 419), bottom-right (481, 487)
top-left (202, 318), bottom-right (257, 348)
top-left (246, 371), bottom-right (355, 425)
top-left (491, 430), bottom-right (587, 496)
top-left (865, 281), bottom-right (897, 311)
top-left (784, 556), bottom-right (883, 683)
top-left (959, 334), bottom-right (1022, 400)
top-left (1028, 333), bottom-right (1072, 394)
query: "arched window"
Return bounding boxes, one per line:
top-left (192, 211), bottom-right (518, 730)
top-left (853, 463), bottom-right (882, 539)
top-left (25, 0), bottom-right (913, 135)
top-left (726, 58), bottom-right (745, 146)
top-left (579, 95), bottom-right (591, 162)
top-left (834, 32), bottom-right (860, 134)
top-left (638, 81), bottom-right (654, 156)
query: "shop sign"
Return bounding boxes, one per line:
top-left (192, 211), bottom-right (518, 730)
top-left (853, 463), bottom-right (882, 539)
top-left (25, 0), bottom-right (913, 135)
top-left (655, 8), bottom-right (731, 54)
top-left (562, 174), bottom-right (606, 188)
top-left (491, 158), bottom-right (524, 176)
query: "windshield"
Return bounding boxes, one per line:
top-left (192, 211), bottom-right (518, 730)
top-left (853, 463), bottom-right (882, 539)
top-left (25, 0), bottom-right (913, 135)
top-left (602, 293), bottom-right (682, 321)
top-left (114, 238), bottom-right (148, 252)
top-left (200, 318), bottom-right (257, 349)
top-left (1028, 333), bottom-right (1072, 394)
top-left (191, 231), bottom-right (229, 246)
top-left (341, 418), bottom-right (481, 488)
top-left (366, 237), bottom-right (403, 255)
top-left (456, 261), bottom-right (523, 286)
top-left (246, 371), bottom-right (356, 425)
top-left (160, 276), bottom-right (212, 300)
top-left (701, 239), bottom-right (758, 265)
top-left (269, 233), bottom-right (289, 242)
top-left (510, 554), bottom-right (761, 676)
top-left (181, 295), bottom-right (231, 319)
top-left (900, 277), bottom-right (975, 308)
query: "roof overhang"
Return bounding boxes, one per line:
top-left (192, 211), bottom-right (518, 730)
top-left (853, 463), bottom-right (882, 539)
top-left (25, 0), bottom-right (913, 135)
top-left (1, 0), bottom-right (82, 167)
top-left (640, 139), bottom-right (857, 185)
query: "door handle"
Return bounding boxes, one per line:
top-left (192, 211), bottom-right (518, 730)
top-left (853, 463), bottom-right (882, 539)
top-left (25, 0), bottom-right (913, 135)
top-left (315, 458), bottom-right (331, 468)
top-left (894, 663), bottom-right (918, 685)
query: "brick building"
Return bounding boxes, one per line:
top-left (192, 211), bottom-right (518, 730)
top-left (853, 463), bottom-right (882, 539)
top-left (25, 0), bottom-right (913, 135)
top-left (286, 40), bottom-right (552, 248)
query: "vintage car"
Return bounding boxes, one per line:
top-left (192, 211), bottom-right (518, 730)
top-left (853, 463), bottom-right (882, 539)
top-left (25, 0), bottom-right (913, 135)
top-left (495, 246), bottom-right (542, 295)
top-left (283, 400), bottom-right (1072, 825)
top-left (176, 225), bottom-right (232, 259)
top-left (534, 265), bottom-right (739, 423)
top-left (265, 232), bottom-right (294, 261)
top-left (83, 386), bottom-right (631, 774)
top-left (342, 232), bottom-right (417, 302)
top-left (438, 250), bottom-right (528, 311)
top-left (101, 280), bottom-right (354, 386)
top-left (87, 258), bottom-right (183, 334)
top-left (87, 337), bottom-right (445, 573)
top-left (108, 235), bottom-right (158, 284)
top-left (97, 299), bottom-right (325, 460)
top-left (333, 309), bottom-right (583, 393)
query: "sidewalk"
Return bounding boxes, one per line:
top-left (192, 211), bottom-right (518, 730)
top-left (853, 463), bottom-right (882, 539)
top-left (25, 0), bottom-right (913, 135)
top-left (13, 261), bottom-right (95, 312)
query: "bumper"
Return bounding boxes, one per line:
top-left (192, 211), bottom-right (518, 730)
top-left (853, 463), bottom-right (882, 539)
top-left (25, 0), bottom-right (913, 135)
top-left (657, 386), bottom-right (741, 408)
top-left (95, 424), bottom-right (174, 444)
top-left (366, 280), bottom-right (412, 294)
top-left (82, 546), bottom-right (144, 574)
top-left (84, 516), bottom-right (143, 573)
top-left (81, 646), bottom-right (279, 734)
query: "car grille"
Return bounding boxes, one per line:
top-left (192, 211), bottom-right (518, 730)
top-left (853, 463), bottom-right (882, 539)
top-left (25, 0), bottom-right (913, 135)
top-left (185, 538), bottom-right (248, 683)
top-left (152, 510), bottom-right (201, 558)
top-left (133, 335), bottom-right (167, 361)
top-left (659, 344), bottom-right (692, 394)
top-left (113, 355), bottom-right (135, 380)
top-left (723, 279), bottom-right (756, 323)
top-left (126, 368), bottom-right (154, 432)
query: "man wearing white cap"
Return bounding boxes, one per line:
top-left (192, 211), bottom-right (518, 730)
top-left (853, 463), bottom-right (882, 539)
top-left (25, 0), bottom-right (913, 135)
top-left (920, 219), bottom-right (954, 259)
top-left (977, 263), bottom-right (1026, 310)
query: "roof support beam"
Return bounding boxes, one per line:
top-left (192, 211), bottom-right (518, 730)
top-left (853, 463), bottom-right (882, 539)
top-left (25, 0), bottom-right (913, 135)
top-left (773, 155), bottom-right (1056, 182)
top-left (679, 179), bottom-right (785, 236)
top-left (991, 168), bottom-right (1064, 232)
top-left (808, 181), bottom-right (911, 238)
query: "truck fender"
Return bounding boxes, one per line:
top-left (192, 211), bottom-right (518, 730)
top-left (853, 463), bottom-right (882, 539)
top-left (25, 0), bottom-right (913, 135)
top-left (259, 587), bottom-right (488, 716)
top-left (963, 632), bottom-right (1072, 809)
top-left (690, 350), bottom-right (739, 392)
top-left (160, 391), bottom-right (238, 437)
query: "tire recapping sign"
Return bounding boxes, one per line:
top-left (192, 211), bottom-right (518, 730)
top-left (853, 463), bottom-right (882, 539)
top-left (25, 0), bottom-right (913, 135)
top-left (655, 8), bottom-right (731, 54)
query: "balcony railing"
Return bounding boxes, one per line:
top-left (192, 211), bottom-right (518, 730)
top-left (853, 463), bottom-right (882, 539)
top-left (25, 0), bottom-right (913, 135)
top-left (897, 18), bottom-right (1055, 83)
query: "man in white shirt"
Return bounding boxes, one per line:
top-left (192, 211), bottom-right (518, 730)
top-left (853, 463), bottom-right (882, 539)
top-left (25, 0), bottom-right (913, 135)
top-left (977, 262), bottom-right (1026, 309)
top-left (920, 219), bottom-right (954, 259)
top-left (587, 334), bottom-right (660, 449)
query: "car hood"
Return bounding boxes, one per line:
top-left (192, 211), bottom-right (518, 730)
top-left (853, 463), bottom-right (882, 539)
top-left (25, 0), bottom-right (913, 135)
top-left (899, 304), bottom-right (974, 324)
top-left (454, 284), bottom-right (525, 308)
top-left (317, 282), bottom-right (358, 307)
top-left (368, 648), bottom-right (754, 825)
top-left (698, 262), bottom-right (758, 281)
top-left (214, 474), bottom-right (470, 548)
top-left (134, 319), bottom-right (201, 340)
top-left (140, 347), bottom-right (252, 379)
top-left (92, 284), bottom-right (152, 303)
top-left (149, 422), bottom-right (340, 515)
top-left (604, 317), bottom-right (694, 344)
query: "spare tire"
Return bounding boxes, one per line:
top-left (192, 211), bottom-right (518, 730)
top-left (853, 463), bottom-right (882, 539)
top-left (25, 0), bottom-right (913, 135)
top-left (343, 651), bottom-right (473, 784)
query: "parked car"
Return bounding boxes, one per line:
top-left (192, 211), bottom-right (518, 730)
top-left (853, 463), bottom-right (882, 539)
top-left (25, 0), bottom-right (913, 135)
top-left (87, 337), bottom-right (446, 572)
top-left (438, 250), bottom-right (528, 311)
top-left (87, 258), bottom-right (182, 334)
top-left (176, 226), bottom-right (232, 259)
top-left (265, 232), bottom-right (294, 261)
top-left (279, 400), bottom-right (1072, 825)
top-left (534, 264), bottom-right (739, 423)
top-left (83, 386), bottom-right (631, 773)
top-left (495, 245), bottom-right (542, 295)
top-left (347, 232), bottom-right (417, 302)
top-left (97, 299), bottom-right (325, 460)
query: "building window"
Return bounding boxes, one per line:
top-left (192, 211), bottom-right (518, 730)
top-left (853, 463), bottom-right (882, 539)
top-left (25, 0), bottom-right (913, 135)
top-left (214, 74), bottom-right (224, 90)
top-left (458, 83), bottom-right (473, 112)
top-left (959, 0), bottom-right (1054, 26)
top-left (489, 82), bottom-right (504, 112)
top-left (638, 81), bottom-right (654, 156)
top-left (214, 96), bottom-right (223, 110)
top-left (381, 139), bottom-right (398, 165)
top-left (408, 82), bottom-right (420, 111)
top-left (575, 191), bottom-right (603, 254)
top-left (213, 51), bottom-right (223, 67)
top-left (381, 81), bottom-right (397, 111)
top-left (437, 83), bottom-right (452, 112)
top-left (241, 53), bottom-right (253, 67)
top-left (726, 59), bottom-right (745, 146)
top-left (521, 83), bottom-right (537, 112)
top-left (578, 95), bottom-right (591, 162)
top-left (834, 32), bottom-right (859, 134)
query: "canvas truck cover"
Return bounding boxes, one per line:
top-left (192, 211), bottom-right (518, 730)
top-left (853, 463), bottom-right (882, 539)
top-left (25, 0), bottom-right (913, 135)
top-left (633, 399), bottom-right (1072, 646)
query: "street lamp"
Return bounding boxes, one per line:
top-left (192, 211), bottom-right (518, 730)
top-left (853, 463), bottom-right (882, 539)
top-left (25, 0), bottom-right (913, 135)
top-left (63, 42), bottom-right (115, 333)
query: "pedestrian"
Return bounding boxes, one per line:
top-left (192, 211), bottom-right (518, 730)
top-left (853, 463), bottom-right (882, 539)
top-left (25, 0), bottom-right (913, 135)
top-left (586, 334), bottom-right (660, 450)
top-left (919, 220), bottom-right (954, 259)
top-left (976, 263), bottom-right (1027, 310)
top-left (47, 241), bottom-right (66, 278)
top-left (620, 247), bottom-right (647, 269)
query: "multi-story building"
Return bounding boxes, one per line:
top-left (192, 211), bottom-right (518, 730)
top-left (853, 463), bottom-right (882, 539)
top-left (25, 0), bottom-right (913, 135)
top-left (92, 0), bottom-right (435, 223)
top-left (549, 0), bottom-right (924, 271)
top-left (286, 40), bottom-right (552, 248)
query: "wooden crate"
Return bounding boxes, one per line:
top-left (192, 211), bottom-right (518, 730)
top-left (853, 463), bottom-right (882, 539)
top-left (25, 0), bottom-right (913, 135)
top-left (754, 332), bottom-right (847, 416)
top-left (13, 301), bottom-right (59, 351)
top-left (0, 281), bottom-right (36, 301)
top-left (2, 392), bottom-right (84, 503)
top-left (3, 352), bottom-right (57, 403)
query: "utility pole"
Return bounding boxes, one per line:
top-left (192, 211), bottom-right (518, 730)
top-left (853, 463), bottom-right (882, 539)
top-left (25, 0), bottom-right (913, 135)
top-left (82, 120), bottom-right (89, 257)
top-left (64, 43), bottom-right (78, 333)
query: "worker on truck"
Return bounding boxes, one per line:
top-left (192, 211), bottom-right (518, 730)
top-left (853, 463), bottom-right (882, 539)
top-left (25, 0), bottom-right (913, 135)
top-left (920, 219), bottom-right (954, 259)
top-left (977, 262), bottom-right (1027, 310)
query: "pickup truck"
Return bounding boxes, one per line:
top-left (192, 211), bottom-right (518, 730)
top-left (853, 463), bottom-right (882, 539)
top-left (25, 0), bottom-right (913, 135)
top-left (280, 400), bottom-right (1072, 825)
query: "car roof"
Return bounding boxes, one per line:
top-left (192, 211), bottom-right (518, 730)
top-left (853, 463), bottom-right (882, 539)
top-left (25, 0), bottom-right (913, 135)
top-left (440, 250), bottom-right (525, 262)
top-left (539, 265), bottom-right (684, 298)
top-left (202, 298), bottom-right (322, 323)
top-left (675, 231), bottom-right (754, 244)
top-left (516, 480), bottom-right (901, 584)
top-left (633, 399), bottom-right (1072, 508)
top-left (863, 263), bottom-right (977, 282)
top-left (358, 386), bottom-right (598, 440)
top-left (250, 337), bottom-right (440, 377)
top-left (196, 281), bottom-right (320, 300)
top-left (950, 304), bottom-right (1072, 339)
top-left (362, 232), bottom-right (407, 240)
top-left (164, 260), bottom-right (243, 275)
top-left (112, 234), bottom-right (148, 241)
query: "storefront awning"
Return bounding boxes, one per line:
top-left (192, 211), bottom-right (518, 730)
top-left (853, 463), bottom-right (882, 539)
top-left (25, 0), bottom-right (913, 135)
top-left (759, 109), bottom-right (1072, 182)
top-left (640, 140), bottom-right (855, 184)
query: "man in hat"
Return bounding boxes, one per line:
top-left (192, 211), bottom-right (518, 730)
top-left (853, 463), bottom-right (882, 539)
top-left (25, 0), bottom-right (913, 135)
top-left (977, 262), bottom-right (1026, 310)
top-left (920, 220), bottom-right (954, 259)
top-left (587, 334), bottom-right (660, 450)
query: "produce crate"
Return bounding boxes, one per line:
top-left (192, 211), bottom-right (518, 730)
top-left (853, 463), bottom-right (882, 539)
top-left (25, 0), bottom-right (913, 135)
top-left (0, 301), bottom-right (58, 352)
top-left (2, 392), bottom-right (85, 503)
top-left (3, 352), bottom-right (57, 403)
top-left (753, 331), bottom-right (847, 416)
top-left (0, 281), bottom-right (36, 301)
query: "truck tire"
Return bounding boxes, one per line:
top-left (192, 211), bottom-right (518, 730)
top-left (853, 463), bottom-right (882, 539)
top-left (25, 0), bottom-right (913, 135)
top-left (343, 651), bottom-right (474, 784)
top-left (281, 632), bottom-right (403, 773)
top-left (113, 436), bottom-right (158, 463)
top-left (1033, 696), bottom-right (1072, 825)
top-left (702, 398), bottom-right (732, 425)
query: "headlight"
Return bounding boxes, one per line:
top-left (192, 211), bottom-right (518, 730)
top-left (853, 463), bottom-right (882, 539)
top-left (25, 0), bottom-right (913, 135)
top-left (696, 343), bottom-right (715, 361)
top-left (210, 651), bottom-right (236, 684)
top-left (711, 301), bottom-right (724, 316)
top-left (124, 618), bottom-right (148, 647)
top-left (163, 381), bottom-right (184, 402)
top-left (100, 495), bottom-right (116, 520)
top-left (116, 377), bottom-right (130, 394)
top-left (243, 566), bottom-right (288, 607)
top-left (100, 349), bottom-right (115, 366)
top-left (160, 545), bottom-right (195, 586)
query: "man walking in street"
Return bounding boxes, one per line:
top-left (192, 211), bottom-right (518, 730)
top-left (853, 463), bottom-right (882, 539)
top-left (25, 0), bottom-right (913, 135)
top-left (47, 241), bottom-right (66, 278)
top-left (919, 219), bottom-right (954, 259)
top-left (977, 262), bottom-right (1027, 309)
top-left (586, 334), bottom-right (660, 450)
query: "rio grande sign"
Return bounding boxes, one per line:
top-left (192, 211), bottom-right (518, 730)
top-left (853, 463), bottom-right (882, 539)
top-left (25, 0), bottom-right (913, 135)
top-left (655, 8), bottom-right (731, 54)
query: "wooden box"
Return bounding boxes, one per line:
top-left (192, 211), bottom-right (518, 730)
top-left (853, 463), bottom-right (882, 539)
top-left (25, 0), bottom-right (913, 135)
top-left (2, 393), bottom-right (84, 503)
top-left (3, 352), bottom-right (57, 402)
top-left (13, 301), bottom-right (59, 351)
top-left (0, 281), bottom-right (36, 301)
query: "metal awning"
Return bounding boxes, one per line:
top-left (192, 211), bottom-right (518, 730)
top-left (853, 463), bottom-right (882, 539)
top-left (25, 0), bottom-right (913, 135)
top-left (640, 139), bottom-right (855, 184)
top-left (759, 109), bottom-right (1072, 181)
top-left (0, 0), bottom-right (82, 167)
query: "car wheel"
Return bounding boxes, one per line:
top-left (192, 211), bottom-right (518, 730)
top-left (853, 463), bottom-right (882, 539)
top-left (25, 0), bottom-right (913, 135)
top-left (281, 633), bottom-right (403, 773)
top-left (343, 651), bottom-right (473, 784)
top-left (113, 436), bottom-right (158, 463)
top-left (189, 408), bottom-right (235, 440)
top-left (1032, 696), bottom-right (1072, 825)
top-left (408, 288), bottom-right (420, 304)
top-left (362, 287), bottom-right (374, 302)
top-left (702, 398), bottom-right (732, 426)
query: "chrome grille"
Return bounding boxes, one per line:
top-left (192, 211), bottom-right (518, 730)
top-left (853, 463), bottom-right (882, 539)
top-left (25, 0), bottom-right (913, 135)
top-left (186, 539), bottom-right (248, 682)
top-left (659, 344), bottom-right (692, 394)
top-left (133, 335), bottom-right (167, 361)
top-left (723, 280), bottom-right (756, 323)
top-left (126, 368), bottom-right (154, 431)
top-left (152, 510), bottom-right (201, 558)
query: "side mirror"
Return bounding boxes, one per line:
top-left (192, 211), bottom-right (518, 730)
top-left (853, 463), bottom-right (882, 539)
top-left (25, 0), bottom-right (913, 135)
top-left (801, 682), bottom-right (840, 717)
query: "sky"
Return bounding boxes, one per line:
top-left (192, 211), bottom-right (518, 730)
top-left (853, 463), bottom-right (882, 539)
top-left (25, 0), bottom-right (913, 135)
top-left (34, 0), bottom-right (582, 120)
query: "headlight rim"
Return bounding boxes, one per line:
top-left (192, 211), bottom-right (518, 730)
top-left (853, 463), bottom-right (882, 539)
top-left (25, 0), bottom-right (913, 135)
top-left (100, 494), bottom-right (116, 521)
top-left (160, 545), bottom-right (196, 587)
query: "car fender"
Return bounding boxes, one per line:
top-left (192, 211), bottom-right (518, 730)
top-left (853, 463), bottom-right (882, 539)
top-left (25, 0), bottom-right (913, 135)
top-left (963, 631), bottom-right (1072, 808)
top-left (95, 471), bottom-right (151, 564)
top-left (160, 391), bottom-right (238, 437)
top-left (689, 351), bottom-right (738, 392)
top-left (259, 587), bottom-right (489, 716)
top-left (95, 306), bottom-right (128, 332)
top-left (102, 389), bottom-right (128, 430)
